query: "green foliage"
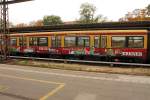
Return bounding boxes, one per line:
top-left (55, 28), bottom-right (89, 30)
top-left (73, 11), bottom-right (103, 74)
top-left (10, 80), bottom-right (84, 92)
top-left (43, 15), bottom-right (63, 25)
top-left (147, 4), bottom-right (150, 16)
top-left (79, 2), bottom-right (96, 23)
top-left (78, 2), bottom-right (107, 24)
top-left (119, 4), bottom-right (150, 21)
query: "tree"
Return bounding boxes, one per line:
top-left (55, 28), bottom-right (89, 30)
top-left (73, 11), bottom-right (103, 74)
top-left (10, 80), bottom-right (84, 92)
top-left (43, 15), bottom-right (63, 25)
top-left (29, 20), bottom-right (43, 26)
top-left (119, 4), bottom-right (150, 22)
top-left (35, 20), bottom-right (43, 26)
top-left (132, 9), bottom-right (141, 17)
top-left (78, 2), bottom-right (107, 23)
top-left (93, 15), bottom-right (107, 23)
top-left (79, 2), bottom-right (96, 23)
top-left (15, 23), bottom-right (27, 27)
top-left (146, 4), bottom-right (150, 16)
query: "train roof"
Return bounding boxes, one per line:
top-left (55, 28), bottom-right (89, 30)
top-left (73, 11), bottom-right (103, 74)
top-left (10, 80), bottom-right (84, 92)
top-left (9, 21), bottom-right (150, 33)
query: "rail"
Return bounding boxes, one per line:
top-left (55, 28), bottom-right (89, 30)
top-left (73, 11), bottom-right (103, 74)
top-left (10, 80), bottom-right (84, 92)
top-left (9, 56), bottom-right (150, 67)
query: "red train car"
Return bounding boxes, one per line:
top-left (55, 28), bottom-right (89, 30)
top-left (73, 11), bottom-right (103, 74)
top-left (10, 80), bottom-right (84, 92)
top-left (9, 21), bottom-right (150, 63)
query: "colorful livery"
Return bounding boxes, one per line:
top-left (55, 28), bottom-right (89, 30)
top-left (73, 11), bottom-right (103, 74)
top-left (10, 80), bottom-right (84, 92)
top-left (8, 21), bottom-right (150, 63)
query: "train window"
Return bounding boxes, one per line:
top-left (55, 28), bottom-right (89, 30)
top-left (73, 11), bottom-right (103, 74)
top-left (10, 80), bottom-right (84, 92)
top-left (10, 38), bottom-right (17, 46)
top-left (29, 37), bottom-right (37, 46)
top-left (127, 36), bottom-right (144, 48)
top-left (94, 36), bottom-right (100, 48)
top-left (38, 37), bottom-right (48, 46)
top-left (51, 36), bottom-right (61, 48)
top-left (112, 36), bottom-right (126, 48)
top-left (0, 39), bottom-right (4, 45)
top-left (77, 36), bottom-right (89, 47)
top-left (65, 36), bottom-right (76, 47)
top-left (100, 36), bottom-right (107, 48)
top-left (51, 36), bottom-right (56, 47)
top-left (19, 37), bottom-right (26, 46)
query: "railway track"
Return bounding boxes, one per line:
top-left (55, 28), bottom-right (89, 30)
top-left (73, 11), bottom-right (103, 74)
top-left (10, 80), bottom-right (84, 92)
top-left (9, 56), bottom-right (150, 67)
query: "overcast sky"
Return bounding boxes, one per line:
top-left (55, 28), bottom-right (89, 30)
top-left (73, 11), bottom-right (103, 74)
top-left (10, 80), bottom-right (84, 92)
top-left (9, 0), bottom-right (150, 24)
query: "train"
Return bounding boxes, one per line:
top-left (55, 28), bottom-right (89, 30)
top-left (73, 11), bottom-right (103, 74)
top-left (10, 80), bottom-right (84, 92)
top-left (7, 21), bottom-right (150, 63)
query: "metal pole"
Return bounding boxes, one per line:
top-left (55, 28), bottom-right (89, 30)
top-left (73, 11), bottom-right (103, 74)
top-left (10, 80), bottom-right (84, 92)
top-left (0, 0), bottom-right (9, 61)
top-left (0, 0), bottom-right (33, 61)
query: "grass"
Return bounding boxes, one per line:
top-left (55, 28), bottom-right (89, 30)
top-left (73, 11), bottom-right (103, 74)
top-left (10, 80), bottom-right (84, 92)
top-left (7, 59), bottom-right (150, 76)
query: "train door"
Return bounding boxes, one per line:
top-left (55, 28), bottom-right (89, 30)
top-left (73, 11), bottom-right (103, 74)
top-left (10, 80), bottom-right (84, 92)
top-left (19, 36), bottom-right (26, 53)
top-left (10, 37), bottom-right (17, 53)
top-left (51, 36), bottom-right (61, 48)
top-left (94, 35), bottom-right (107, 48)
top-left (93, 35), bottom-right (108, 60)
top-left (100, 35), bottom-right (107, 56)
top-left (29, 37), bottom-right (38, 54)
top-left (37, 37), bottom-right (49, 54)
top-left (93, 35), bottom-right (107, 54)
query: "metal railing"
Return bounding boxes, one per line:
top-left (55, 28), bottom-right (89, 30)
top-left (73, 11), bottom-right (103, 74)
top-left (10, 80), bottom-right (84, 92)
top-left (9, 56), bottom-right (150, 67)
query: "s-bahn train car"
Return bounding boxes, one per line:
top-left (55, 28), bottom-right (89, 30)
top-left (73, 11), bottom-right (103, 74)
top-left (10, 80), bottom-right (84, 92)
top-left (9, 21), bottom-right (150, 63)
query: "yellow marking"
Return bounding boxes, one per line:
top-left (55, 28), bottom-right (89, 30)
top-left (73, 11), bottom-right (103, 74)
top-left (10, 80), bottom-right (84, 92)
top-left (90, 35), bottom-right (94, 47)
top-left (48, 36), bottom-right (51, 48)
top-left (144, 35), bottom-right (147, 49)
top-left (61, 36), bottom-right (64, 47)
top-left (0, 73), bottom-right (65, 100)
top-left (0, 73), bottom-right (63, 85)
top-left (107, 35), bottom-right (111, 48)
top-left (0, 85), bottom-right (8, 92)
top-left (10, 30), bottom-right (148, 36)
top-left (17, 37), bottom-right (19, 46)
top-left (40, 84), bottom-right (65, 100)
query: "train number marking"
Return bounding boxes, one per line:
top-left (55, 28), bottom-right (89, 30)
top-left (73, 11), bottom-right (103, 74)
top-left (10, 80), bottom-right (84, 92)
top-left (122, 52), bottom-right (143, 56)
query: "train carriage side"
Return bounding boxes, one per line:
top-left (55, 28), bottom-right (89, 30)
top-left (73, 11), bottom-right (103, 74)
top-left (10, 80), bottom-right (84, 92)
top-left (9, 29), bottom-right (149, 63)
top-left (107, 30), bottom-right (148, 63)
top-left (60, 30), bottom-right (148, 63)
top-left (49, 30), bottom-right (148, 63)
